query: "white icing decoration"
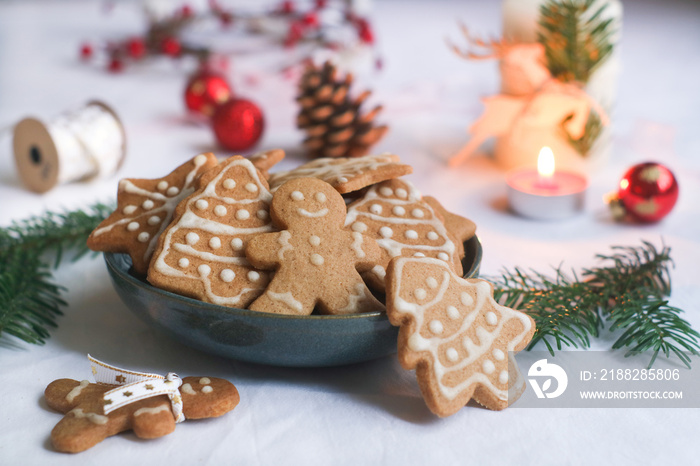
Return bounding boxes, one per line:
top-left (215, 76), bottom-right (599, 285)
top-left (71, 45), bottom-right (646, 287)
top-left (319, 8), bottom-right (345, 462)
top-left (148, 215), bottom-right (161, 226)
top-left (350, 232), bottom-right (365, 258)
top-left (379, 187), bottom-right (393, 197)
top-left (223, 179), bottom-right (236, 189)
top-left (392, 206), bottom-right (406, 216)
top-left (446, 348), bottom-right (459, 362)
top-left (429, 319), bottom-right (444, 334)
top-left (127, 222), bottom-right (139, 231)
top-left (220, 269), bottom-right (235, 282)
top-left (199, 377), bottom-right (211, 385)
top-left (426, 277), bottom-right (438, 289)
top-left (447, 305), bottom-right (460, 319)
top-left (412, 208), bottom-right (424, 218)
top-left (405, 230), bottom-right (418, 239)
top-left (395, 188), bottom-right (408, 199)
top-left (178, 258), bottom-right (189, 268)
top-left (379, 226), bottom-right (393, 238)
top-left (370, 204), bottom-right (382, 215)
top-left (372, 265), bottom-right (386, 280)
top-left (142, 200), bottom-right (155, 210)
top-left (181, 383), bottom-right (196, 395)
top-left (461, 292), bottom-right (473, 306)
top-left (134, 404), bottom-right (170, 417)
top-left (123, 205), bottom-right (137, 215)
top-left (157, 181), bottom-right (168, 191)
top-left (245, 183), bottom-right (258, 192)
top-left (291, 191), bottom-right (304, 201)
top-left (438, 252), bottom-right (449, 261)
top-left (315, 192), bottom-right (327, 203)
top-left (214, 205), bottom-right (227, 217)
top-left (427, 231), bottom-right (439, 240)
top-left (186, 232), bottom-right (200, 245)
top-left (267, 291), bottom-right (303, 312)
top-left (167, 186), bottom-right (179, 196)
top-left (196, 199), bottom-right (209, 210)
top-left (66, 380), bottom-right (90, 403)
top-left (310, 253), bottom-right (324, 266)
top-left (278, 230), bottom-right (292, 260)
top-left (202, 386), bottom-right (213, 394)
top-left (248, 271), bottom-right (260, 281)
top-left (231, 238), bottom-right (243, 250)
top-left (483, 360), bottom-right (496, 374)
top-left (415, 288), bottom-right (427, 300)
top-left (309, 235), bottom-right (321, 246)
top-left (499, 371), bottom-right (509, 384)
top-left (298, 207), bottom-right (328, 218)
top-left (209, 237), bottom-right (222, 249)
top-left (236, 209), bottom-right (250, 220)
top-left (486, 312), bottom-right (498, 326)
top-left (352, 222), bottom-right (367, 233)
top-left (198, 264), bottom-right (211, 276)
top-left (257, 209), bottom-right (268, 219)
top-left (138, 232), bottom-right (150, 242)
top-left (338, 176), bottom-right (349, 183)
top-left (414, 252), bottom-right (426, 257)
top-left (194, 154), bottom-right (208, 165)
top-left (493, 349), bottom-right (505, 361)
top-left (70, 408), bottom-right (108, 425)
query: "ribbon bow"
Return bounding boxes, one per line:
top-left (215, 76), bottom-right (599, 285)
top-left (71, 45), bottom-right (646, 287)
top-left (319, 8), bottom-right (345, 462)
top-left (88, 354), bottom-right (185, 422)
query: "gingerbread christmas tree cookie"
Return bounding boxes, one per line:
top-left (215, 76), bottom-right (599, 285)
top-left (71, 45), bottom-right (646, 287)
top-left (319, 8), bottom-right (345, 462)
top-left (245, 177), bottom-right (384, 315)
top-left (148, 155), bottom-right (273, 308)
top-left (87, 153), bottom-right (218, 274)
top-left (385, 257), bottom-right (535, 416)
top-left (345, 178), bottom-right (466, 290)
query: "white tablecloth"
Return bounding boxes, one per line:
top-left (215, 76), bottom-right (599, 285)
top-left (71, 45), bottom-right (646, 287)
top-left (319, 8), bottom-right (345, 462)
top-left (1, 1), bottom-right (699, 464)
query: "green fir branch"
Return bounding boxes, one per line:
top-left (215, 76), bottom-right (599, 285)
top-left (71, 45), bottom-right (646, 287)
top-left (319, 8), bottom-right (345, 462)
top-left (0, 203), bottom-right (112, 345)
top-left (491, 242), bottom-right (700, 368)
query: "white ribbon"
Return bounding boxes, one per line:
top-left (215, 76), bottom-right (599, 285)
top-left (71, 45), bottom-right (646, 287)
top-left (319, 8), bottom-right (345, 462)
top-left (88, 354), bottom-right (185, 423)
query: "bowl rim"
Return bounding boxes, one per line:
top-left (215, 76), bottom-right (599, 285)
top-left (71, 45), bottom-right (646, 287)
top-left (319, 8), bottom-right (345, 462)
top-left (104, 235), bottom-right (482, 322)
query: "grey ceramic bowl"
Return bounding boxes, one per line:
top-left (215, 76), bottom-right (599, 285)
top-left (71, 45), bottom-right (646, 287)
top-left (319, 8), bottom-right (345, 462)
top-left (104, 236), bottom-right (482, 367)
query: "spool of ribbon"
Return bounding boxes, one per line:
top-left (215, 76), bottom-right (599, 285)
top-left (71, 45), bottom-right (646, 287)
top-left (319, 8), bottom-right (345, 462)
top-left (12, 100), bottom-right (126, 193)
top-left (88, 354), bottom-right (185, 422)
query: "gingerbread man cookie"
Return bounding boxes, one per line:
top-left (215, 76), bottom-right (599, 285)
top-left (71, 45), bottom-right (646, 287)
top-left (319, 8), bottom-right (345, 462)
top-left (148, 155), bottom-right (274, 308)
top-left (267, 153), bottom-right (412, 194)
top-left (45, 376), bottom-right (239, 453)
top-left (87, 153), bottom-right (218, 274)
top-left (385, 257), bottom-right (535, 416)
top-left (245, 177), bottom-right (384, 315)
top-left (345, 179), bottom-right (466, 290)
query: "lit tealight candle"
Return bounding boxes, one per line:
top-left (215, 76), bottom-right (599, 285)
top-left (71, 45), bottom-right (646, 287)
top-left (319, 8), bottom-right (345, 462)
top-left (506, 146), bottom-right (588, 220)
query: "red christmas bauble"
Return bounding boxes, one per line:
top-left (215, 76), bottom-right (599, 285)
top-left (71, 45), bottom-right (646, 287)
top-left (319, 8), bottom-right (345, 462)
top-left (212, 98), bottom-right (265, 151)
top-left (184, 71), bottom-right (232, 117)
top-left (127, 37), bottom-right (146, 59)
top-left (615, 162), bottom-right (679, 223)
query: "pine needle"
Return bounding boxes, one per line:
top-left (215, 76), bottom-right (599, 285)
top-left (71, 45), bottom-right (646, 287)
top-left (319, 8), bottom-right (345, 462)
top-left (491, 241), bottom-right (700, 369)
top-left (0, 202), bottom-right (113, 345)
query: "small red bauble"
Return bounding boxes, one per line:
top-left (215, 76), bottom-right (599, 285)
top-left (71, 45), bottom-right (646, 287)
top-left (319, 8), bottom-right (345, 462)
top-left (80, 43), bottom-right (93, 60)
top-left (184, 70), bottom-right (232, 117)
top-left (161, 37), bottom-right (182, 57)
top-left (126, 37), bottom-right (146, 59)
top-left (107, 57), bottom-right (124, 73)
top-left (212, 98), bottom-right (265, 151)
top-left (613, 162), bottom-right (679, 223)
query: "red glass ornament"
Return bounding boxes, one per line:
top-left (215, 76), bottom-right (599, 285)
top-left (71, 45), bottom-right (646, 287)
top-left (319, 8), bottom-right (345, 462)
top-left (212, 98), bottom-right (265, 151)
top-left (126, 37), bottom-right (146, 59)
top-left (616, 162), bottom-right (679, 223)
top-left (302, 12), bottom-right (319, 28)
top-left (184, 70), bottom-right (232, 117)
top-left (80, 43), bottom-right (93, 60)
top-left (161, 37), bottom-right (182, 57)
top-left (357, 20), bottom-right (374, 44)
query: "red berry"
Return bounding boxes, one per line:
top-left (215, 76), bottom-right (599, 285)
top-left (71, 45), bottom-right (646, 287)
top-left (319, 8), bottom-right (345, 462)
top-left (180, 5), bottom-right (193, 18)
top-left (302, 12), bottom-right (319, 28)
top-left (107, 57), bottom-right (123, 73)
top-left (314, 0), bottom-right (327, 9)
top-left (126, 37), bottom-right (146, 59)
top-left (284, 22), bottom-right (304, 47)
top-left (219, 11), bottom-right (233, 26)
top-left (280, 0), bottom-right (294, 14)
top-left (358, 23), bottom-right (374, 44)
top-left (80, 43), bottom-right (93, 60)
top-left (161, 37), bottom-right (182, 57)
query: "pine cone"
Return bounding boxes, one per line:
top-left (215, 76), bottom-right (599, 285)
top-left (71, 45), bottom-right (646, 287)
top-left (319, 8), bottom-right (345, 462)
top-left (296, 61), bottom-right (388, 159)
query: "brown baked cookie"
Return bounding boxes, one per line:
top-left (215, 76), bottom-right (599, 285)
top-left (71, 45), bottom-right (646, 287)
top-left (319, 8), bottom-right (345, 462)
top-left (267, 153), bottom-right (412, 194)
top-left (87, 153), bottom-right (218, 274)
top-left (423, 195), bottom-right (476, 262)
top-left (248, 148), bottom-right (285, 179)
top-left (344, 178), bottom-right (464, 291)
top-left (385, 257), bottom-right (535, 417)
top-left (148, 155), bottom-right (274, 309)
top-left (45, 376), bottom-right (239, 453)
top-left (246, 177), bottom-right (384, 315)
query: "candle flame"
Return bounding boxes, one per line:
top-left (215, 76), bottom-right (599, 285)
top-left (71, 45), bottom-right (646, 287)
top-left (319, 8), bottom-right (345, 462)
top-left (537, 146), bottom-right (555, 178)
